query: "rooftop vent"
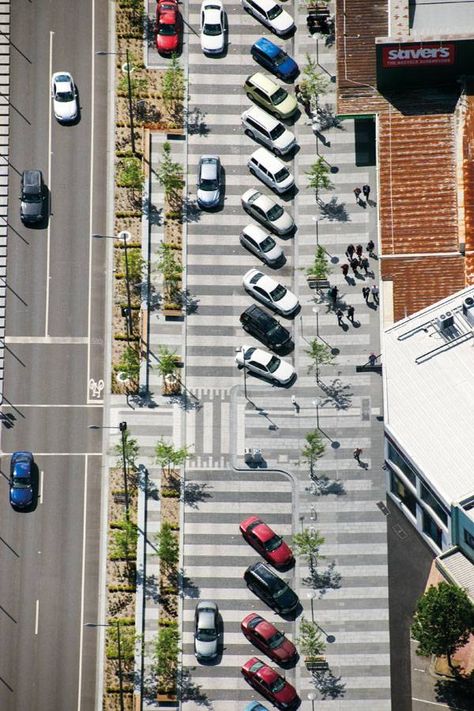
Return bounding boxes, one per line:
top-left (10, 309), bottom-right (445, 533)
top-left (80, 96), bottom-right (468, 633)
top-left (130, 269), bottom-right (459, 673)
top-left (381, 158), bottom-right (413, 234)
top-left (437, 312), bottom-right (454, 330)
top-left (463, 296), bottom-right (474, 320)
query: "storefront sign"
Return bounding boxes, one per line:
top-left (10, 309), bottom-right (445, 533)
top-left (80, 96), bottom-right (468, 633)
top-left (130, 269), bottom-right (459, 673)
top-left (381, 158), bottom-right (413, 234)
top-left (382, 43), bottom-right (455, 68)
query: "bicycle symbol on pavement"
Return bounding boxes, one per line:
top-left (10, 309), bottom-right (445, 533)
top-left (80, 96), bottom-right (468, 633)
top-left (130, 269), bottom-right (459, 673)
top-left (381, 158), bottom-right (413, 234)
top-left (89, 378), bottom-right (104, 399)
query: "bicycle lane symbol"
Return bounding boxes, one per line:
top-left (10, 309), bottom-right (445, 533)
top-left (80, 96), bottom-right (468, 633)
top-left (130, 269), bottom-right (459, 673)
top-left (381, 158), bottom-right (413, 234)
top-left (89, 378), bottom-right (104, 399)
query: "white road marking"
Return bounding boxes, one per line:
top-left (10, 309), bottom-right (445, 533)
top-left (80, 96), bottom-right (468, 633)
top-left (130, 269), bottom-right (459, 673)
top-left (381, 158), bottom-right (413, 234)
top-left (45, 32), bottom-right (54, 337)
top-left (39, 470), bottom-right (43, 503)
top-left (0, 403), bottom-right (102, 408)
top-left (1, 452), bottom-right (102, 457)
top-left (77, 454), bottom-right (89, 711)
top-left (5, 336), bottom-right (88, 344)
top-left (34, 599), bottom-right (39, 635)
top-left (86, 0), bottom-right (96, 406)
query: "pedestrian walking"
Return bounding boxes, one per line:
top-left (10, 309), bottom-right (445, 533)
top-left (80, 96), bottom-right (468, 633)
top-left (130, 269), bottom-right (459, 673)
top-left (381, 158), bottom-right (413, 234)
top-left (330, 285), bottom-right (338, 303)
top-left (362, 184), bottom-right (371, 200)
top-left (341, 263), bottom-right (349, 277)
top-left (346, 243), bottom-right (355, 259)
top-left (347, 305), bottom-right (355, 322)
top-left (361, 256), bottom-right (370, 275)
top-left (350, 257), bottom-right (360, 273)
top-left (336, 308), bottom-right (344, 326)
top-left (354, 187), bottom-right (361, 203)
top-left (371, 284), bottom-right (379, 304)
top-left (368, 353), bottom-right (377, 367)
top-left (367, 239), bottom-right (375, 256)
top-left (362, 286), bottom-right (370, 303)
top-left (356, 244), bottom-right (363, 258)
top-left (353, 447), bottom-right (363, 463)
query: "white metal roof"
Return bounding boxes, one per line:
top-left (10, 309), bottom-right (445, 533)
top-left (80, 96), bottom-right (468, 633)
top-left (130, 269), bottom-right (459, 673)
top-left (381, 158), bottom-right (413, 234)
top-left (410, 0), bottom-right (474, 37)
top-left (384, 285), bottom-right (474, 505)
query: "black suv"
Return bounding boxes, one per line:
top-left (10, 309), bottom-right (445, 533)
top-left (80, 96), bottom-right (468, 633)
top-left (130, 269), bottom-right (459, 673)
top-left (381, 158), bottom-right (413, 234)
top-left (240, 304), bottom-right (292, 352)
top-left (244, 562), bottom-right (299, 615)
top-left (20, 170), bottom-right (45, 225)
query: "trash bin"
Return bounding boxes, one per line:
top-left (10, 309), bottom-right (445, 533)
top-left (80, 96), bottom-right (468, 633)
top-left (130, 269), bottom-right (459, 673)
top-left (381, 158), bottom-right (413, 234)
top-left (244, 448), bottom-right (254, 465)
top-left (253, 448), bottom-right (263, 464)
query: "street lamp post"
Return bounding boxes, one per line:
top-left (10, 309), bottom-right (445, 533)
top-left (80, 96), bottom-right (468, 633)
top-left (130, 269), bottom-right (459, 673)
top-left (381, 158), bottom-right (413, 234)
top-left (119, 231), bottom-right (134, 339)
top-left (85, 622), bottom-right (125, 711)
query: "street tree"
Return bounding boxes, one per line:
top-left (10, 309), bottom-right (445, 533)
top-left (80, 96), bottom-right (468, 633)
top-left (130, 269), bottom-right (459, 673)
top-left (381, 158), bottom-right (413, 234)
top-left (157, 142), bottom-right (183, 200)
top-left (292, 528), bottom-right (325, 573)
top-left (300, 53), bottom-right (329, 108)
top-left (296, 616), bottom-right (326, 658)
top-left (156, 243), bottom-right (183, 295)
top-left (153, 622), bottom-right (180, 689)
top-left (306, 157), bottom-right (333, 201)
top-left (106, 623), bottom-right (139, 660)
top-left (117, 345), bottom-right (140, 381)
top-left (301, 429), bottom-right (325, 477)
top-left (155, 438), bottom-right (191, 478)
top-left (112, 429), bottom-right (139, 471)
top-left (162, 55), bottom-right (185, 114)
top-left (155, 345), bottom-right (180, 378)
top-left (305, 339), bottom-right (335, 376)
top-left (306, 245), bottom-right (331, 280)
top-left (116, 156), bottom-right (144, 192)
top-left (155, 521), bottom-right (180, 569)
top-left (411, 582), bottom-right (474, 670)
top-left (110, 517), bottom-right (138, 574)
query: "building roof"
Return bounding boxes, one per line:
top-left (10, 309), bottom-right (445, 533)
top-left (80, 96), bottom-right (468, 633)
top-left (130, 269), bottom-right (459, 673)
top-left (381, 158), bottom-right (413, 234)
top-left (410, 0), bottom-right (474, 37)
top-left (384, 285), bottom-right (474, 504)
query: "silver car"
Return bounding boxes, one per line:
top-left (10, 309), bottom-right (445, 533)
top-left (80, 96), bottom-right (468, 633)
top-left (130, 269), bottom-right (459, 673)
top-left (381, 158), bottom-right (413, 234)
top-left (240, 224), bottom-right (284, 267)
top-left (194, 600), bottom-right (219, 661)
top-left (197, 155), bottom-right (222, 209)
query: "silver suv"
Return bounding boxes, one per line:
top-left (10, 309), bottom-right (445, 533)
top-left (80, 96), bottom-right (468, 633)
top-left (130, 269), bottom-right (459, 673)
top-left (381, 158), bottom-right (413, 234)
top-left (197, 155), bottom-right (222, 209)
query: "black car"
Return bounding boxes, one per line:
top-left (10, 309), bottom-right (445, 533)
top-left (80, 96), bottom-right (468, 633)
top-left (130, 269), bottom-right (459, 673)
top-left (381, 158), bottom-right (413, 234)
top-left (20, 170), bottom-right (45, 225)
top-left (244, 562), bottom-right (299, 615)
top-left (240, 304), bottom-right (293, 352)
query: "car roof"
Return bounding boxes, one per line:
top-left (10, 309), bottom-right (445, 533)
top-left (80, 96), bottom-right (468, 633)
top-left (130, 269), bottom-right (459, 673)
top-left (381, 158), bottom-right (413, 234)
top-left (247, 72), bottom-right (279, 94)
top-left (245, 346), bottom-right (272, 367)
top-left (254, 37), bottom-right (280, 57)
top-left (242, 104), bottom-right (280, 129)
top-left (198, 608), bottom-right (216, 627)
top-left (242, 223), bottom-right (270, 243)
top-left (248, 0), bottom-right (278, 10)
top-left (247, 191), bottom-right (277, 212)
top-left (250, 146), bottom-right (283, 171)
top-left (246, 269), bottom-right (277, 292)
top-left (202, 0), bottom-right (223, 9)
top-left (22, 170), bottom-right (42, 187)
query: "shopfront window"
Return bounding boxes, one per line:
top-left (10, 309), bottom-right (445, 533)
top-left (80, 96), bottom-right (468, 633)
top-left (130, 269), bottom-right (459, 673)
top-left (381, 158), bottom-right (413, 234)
top-left (420, 481), bottom-right (448, 526)
top-left (387, 442), bottom-right (416, 486)
top-left (464, 530), bottom-right (474, 550)
top-left (390, 470), bottom-right (417, 517)
top-left (422, 510), bottom-right (442, 549)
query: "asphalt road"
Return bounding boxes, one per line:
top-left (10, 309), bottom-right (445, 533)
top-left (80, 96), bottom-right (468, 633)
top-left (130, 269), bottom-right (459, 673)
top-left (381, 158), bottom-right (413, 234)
top-left (0, 1), bottom-right (110, 709)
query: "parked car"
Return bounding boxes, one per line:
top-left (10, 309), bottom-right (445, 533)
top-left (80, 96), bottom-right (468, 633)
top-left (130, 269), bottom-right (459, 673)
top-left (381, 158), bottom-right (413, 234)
top-left (243, 268), bottom-right (299, 316)
top-left (241, 613), bottom-right (297, 665)
top-left (241, 657), bottom-right (299, 709)
top-left (200, 0), bottom-right (226, 54)
top-left (197, 155), bottom-right (222, 208)
top-left (240, 515), bottom-right (294, 567)
top-left (241, 189), bottom-right (294, 236)
top-left (248, 147), bottom-right (294, 194)
top-left (51, 71), bottom-right (78, 123)
top-left (240, 224), bottom-right (284, 267)
top-left (20, 170), bottom-right (45, 225)
top-left (244, 72), bottom-right (297, 120)
top-left (251, 38), bottom-right (298, 82)
top-left (241, 0), bottom-right (295, 36)
top-left (240, 304), bottom-right (293, 353)
top-left (235, 346), bottom-right (295, 386)
top-left (241, 105), bottom-right (296, 156)
top-left (155, 0), bottom-right (181, 54)
top-left (194, 600), bottom-right (219, 661)
top-left (244, 703), bottom-right (271, 711)
top-left (9, 451), bottom-right (34, 509)
top-left (244, 562), bottom-right (299, 615)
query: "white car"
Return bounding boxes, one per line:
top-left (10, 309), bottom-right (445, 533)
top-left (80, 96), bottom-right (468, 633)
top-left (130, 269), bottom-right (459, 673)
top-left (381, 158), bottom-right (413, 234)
top-left (241, 188), bottom-right (294, 236)
top-left (242, 0), bottom-right (295, 36)
top-left (51, 71), bottom-right (78, 123)
top-left (240, 224), bottom-right (284, 267)
top-left (200, 0), bottom-right (226, 55)
top-left (236, 345), bottom-right (295, 385)
top-left (243, 268), bottom-right (299, 316)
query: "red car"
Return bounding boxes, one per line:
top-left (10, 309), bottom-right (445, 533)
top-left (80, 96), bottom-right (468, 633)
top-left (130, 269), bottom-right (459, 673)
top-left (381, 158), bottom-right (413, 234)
top-left (155, 0), bottom-right (181, 55)
top-left (240, 516), bottom-right (294, 569)
top-left (241, 613), bottom-right (297, 665)
top-left (241, 657), bottom-right (300, 710)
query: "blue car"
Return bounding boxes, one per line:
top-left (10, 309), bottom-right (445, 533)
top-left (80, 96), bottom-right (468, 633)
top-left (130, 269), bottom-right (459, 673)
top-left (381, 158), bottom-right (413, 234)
top-left (250, 37), bottom-right (298, 82)
top-left (10, 451), bottom-right (34, 509)
top-left (244, 703), bottom-right (271, 711)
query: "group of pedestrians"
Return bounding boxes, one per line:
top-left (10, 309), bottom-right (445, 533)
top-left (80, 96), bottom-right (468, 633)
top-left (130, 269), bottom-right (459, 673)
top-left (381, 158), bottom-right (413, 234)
top-left (341, 240), bottom-right (375, 278)
top-left (354, 184), bottom-right (372, 205)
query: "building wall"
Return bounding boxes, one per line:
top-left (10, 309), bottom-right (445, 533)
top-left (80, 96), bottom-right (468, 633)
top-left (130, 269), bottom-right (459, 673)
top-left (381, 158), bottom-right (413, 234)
top-left (451, 503), bottom-right (474, 563)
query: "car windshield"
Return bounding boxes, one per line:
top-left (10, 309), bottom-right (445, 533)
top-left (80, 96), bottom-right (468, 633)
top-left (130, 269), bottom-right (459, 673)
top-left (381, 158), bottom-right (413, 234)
top-left (159, 23), bottom-right (176, 34)
top-left (267, 4), bottom-right (282, 19)
top-left (200, 178), bottom-right (219, 190)
top-left (270, 123), bottom-right (285, 140)
top-left (271, 678), bottom-right (286, 693)
top-left (260, 236), bottom-right (276, 253)
top-left (244, 348), bottom-right (256, 360)
top-left (268, 632), bottom-right (285, 649)
top-left (204, 23), bottom-right (222, 35)
top-left (273, 51), bottom-right (287, 66)
top-left (267, 204), bottom-right (284, 220)
top-left (24, 194), bottom-right (41, 203)
top-left (270, 87), bottom-right (287, 105)
top-left (13, 476), bottom-right (30, 488)
top-left (56, 90), bottom-right (74, 102)
top-left (270, 284), bottom-right (287, 301)
top-left (197, 628), bottom-right (217, 641)
top-left (264, 533), bottom-right (282, 550)
top-left (275, 168), bottom-right (289, 182)
top-left (267, 356), bottom-right (281, 374)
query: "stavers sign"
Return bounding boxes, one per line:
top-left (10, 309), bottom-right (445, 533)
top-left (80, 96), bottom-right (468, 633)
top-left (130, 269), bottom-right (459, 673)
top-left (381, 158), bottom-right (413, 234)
top-left (382, 43), bottom-right (455, 68)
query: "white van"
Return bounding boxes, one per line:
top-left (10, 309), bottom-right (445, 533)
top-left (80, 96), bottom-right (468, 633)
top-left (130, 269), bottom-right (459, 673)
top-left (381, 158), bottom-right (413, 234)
top-left (247, 147), bottom-right (294, 194)
top-left (241, 105), bottom-right (296, 156)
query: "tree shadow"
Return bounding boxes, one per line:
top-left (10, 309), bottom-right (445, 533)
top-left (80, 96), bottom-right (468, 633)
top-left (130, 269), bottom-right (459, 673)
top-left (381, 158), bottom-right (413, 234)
top-left (182, 481), bottom-right (213, 509)
top-left (136, 464), bottom-right (159, 499)
top-left (434, 673), bottom-right (474, 709)
top-left (319, 378), bottom-right (353, 410)
top-left (135, 569), bottom-right (161, 603)
top-left (177, 288), bottom-right (200, 314)
top-left (167, 391), bottom-right (202, 412)
top-left (143, 14), bottom-right (156, 46)
top-left (311, 667), bottom-right (346, 699)
top-left (303, 561), bottom-right (342, 596)
top-left (306, 475), bottom-right (346, 497)
top-left (142, 198), bottom-right (163, 226)
top-left (178, 668), bottom-right (213, 707)
top-left (179, 569), bottom-right (200, 598)
top-left (318, 103), bottom-right (345, 131)
top-left (183, 196), bottom-right (201, 223)
top-left (319, 197), bottom-right (349, 222)
top-left (186, 107), bottom-right (210, 136)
